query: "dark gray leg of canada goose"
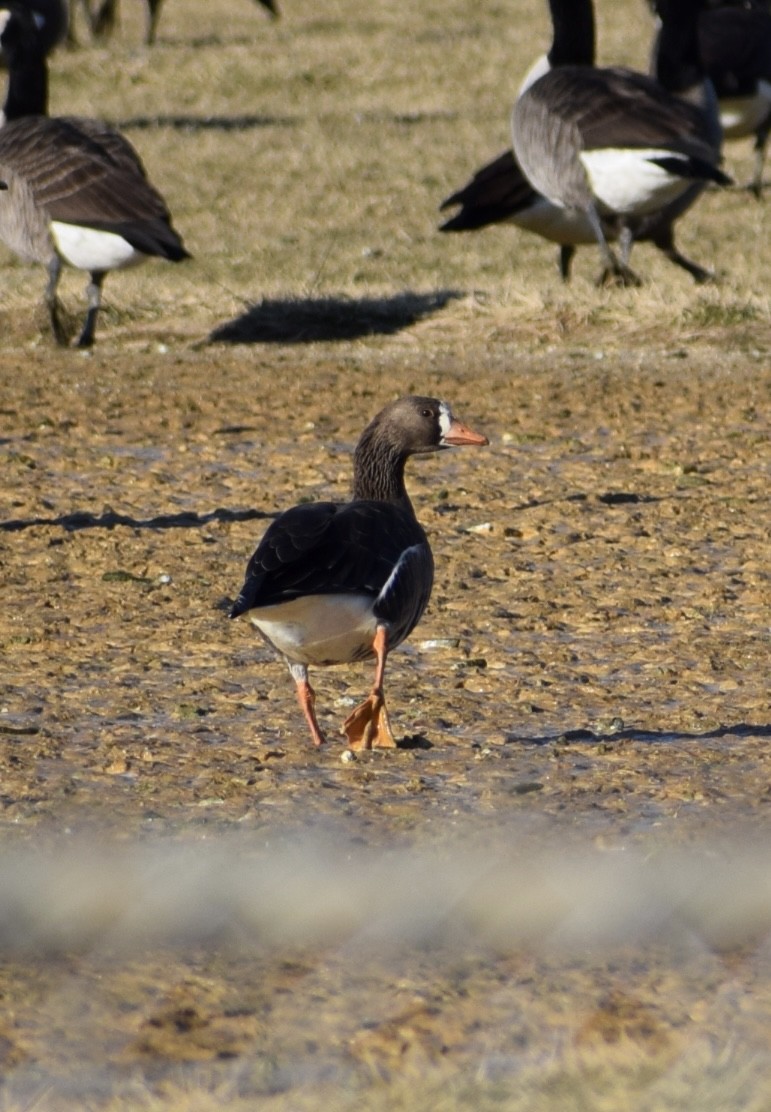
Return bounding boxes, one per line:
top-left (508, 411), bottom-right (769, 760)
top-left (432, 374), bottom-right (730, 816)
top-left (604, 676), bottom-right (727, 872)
top-left (558, 245), bottom-right (575, 282)
top-left (589, 207), bottom-right (640, 288)
top-left (751, 128), bottom-right (769, 198)
top-left (146, 0), bottom-right (164, 45)
top-left (256, 0), bottom-right (279, 18)
top-left (77, 271), bottom-right (105, 348)
top-left (91, 0), bottom-right (118, 38)
top-left (650, 225), bottom-right (712, 284)
top-left (45, 255), bottom-right (68, 346)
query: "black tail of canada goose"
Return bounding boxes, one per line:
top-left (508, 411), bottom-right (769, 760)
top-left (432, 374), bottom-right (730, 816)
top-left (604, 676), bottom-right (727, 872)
top-left (507, 0), bottom-right (729, 285)
top-left (0, 3), bottom-right (189, 346)
top-left (440, 0), bottom-right (725, 284)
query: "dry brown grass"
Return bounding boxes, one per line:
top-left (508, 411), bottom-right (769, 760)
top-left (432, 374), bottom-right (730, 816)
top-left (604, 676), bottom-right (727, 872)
top-left (1, 0), bottom-right (769, 351)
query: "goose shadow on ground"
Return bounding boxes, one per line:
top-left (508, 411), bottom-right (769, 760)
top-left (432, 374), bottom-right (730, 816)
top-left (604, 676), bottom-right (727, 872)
top-left (118, 114), bottom-right (299, 133)
top-left (0, 507), bottom-right (273, 534)
top-left (209, 290), bottom-right (463, 344)
top-left (509, 723), bottom-right (771, 745)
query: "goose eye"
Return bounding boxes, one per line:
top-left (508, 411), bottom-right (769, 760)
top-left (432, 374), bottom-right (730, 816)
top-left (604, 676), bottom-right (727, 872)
top-left (421, 408), bottom-right (434, 418)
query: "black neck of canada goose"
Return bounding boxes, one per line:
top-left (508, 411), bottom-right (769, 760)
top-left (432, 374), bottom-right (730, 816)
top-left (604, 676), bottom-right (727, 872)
top-left (651, 0), bottom-right (721, 149)
top-left (0, 7), bottom-right (49, 121)
top-left (652, 0), bottom-right (710, 97)
top-left (546, 0), bottom-right (595, 68)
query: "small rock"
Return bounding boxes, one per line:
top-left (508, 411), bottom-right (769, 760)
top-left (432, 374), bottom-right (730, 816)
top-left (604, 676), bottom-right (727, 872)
top-left (419, 638), bottom-right (460, 651)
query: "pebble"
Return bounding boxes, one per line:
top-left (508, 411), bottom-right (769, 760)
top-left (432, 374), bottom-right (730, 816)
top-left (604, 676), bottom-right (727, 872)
top-left (419, 638), bottom-right (460, 651)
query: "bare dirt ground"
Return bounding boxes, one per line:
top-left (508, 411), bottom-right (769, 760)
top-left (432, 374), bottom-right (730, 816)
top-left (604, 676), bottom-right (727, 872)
top-left (0, 0), bottom-right (770, 1108)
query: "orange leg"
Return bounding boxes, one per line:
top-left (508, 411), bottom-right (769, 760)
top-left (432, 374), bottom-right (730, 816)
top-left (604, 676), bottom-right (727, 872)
top-left (342, 626), bottom-right (397, 751)
top-left (289, 663), bottom-right (325, 747)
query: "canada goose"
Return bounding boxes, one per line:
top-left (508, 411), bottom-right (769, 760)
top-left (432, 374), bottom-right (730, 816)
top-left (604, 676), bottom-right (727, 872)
top-left (0, 4), bottom-right (189, 346)
top-left (698, 3), bottom-right (771, 194)
top-left (510, 0), bottom-right (729, 285)
top-left (14, 0), bottom-right (67, 54)
top-left (440, 0), bottom-right (722, 283)
top-left (230, 397), bottom-right (488, 750)
top-left (72, 0), bottom-right (278, 46)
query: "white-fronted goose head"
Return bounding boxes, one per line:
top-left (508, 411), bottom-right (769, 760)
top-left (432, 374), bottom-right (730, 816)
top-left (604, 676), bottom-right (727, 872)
top-left (510, 0), bottom-right (730, 286)
top-left (0, 3), bottom-right (189, 347)
top-left (230, 397), bottom-right (488, 752)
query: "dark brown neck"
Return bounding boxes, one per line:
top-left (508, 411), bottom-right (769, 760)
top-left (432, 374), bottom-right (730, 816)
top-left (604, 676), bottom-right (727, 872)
top-left (351, 426), bottom-right (413, 509)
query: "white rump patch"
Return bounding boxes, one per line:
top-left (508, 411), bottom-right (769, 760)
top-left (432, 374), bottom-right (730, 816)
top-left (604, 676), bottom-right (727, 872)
top-left (720, 84), bottom-right (771, 139)
top-left (50, 222), bottom-right (146, 272)
top-left (579, 148), bottom-right (693, 216)
top-left (250, 593), bottom-right (377, 666)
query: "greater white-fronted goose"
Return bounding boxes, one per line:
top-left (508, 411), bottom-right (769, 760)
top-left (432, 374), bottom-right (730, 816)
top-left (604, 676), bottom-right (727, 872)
top-left (0, 3), bottom-right (189, 346)
top-left (510, 0), bottom-right (729, 285)
top-left (230, 397), bottom-right (488, 751)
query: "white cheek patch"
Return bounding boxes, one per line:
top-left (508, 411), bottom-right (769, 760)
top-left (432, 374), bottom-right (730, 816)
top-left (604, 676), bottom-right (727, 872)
top-left (438, 401), bottom-right (453, 440)
top-left (0, 11), bottom-right (12, 35)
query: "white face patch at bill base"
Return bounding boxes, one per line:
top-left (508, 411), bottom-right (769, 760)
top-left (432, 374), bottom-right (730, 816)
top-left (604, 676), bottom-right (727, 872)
top-left (579, 148), bottom-right (694, 216)
top-left (50, 222), bottom-right (147, 272)
top-left (437, 401), bottom-right (454, 441)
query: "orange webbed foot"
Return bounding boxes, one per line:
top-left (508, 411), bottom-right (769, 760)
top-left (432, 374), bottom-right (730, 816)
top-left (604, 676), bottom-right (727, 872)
top-left (342, 692), bottom-right (397, 750)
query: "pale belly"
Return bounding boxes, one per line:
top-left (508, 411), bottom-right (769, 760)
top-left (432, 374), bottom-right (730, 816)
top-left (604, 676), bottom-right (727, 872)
top-left (250, 593), bottom-right (378, 666)
top-left (50, 221), bottom-right (146, 272)
top-left (511, 196), bottom-right (597, 245)
top-left (720, 86), bottom-right (771, 139)
top-left (579, 148), bottom-right (692, 216)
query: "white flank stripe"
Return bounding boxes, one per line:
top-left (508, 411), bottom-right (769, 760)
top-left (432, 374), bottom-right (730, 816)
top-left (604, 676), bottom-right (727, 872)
top-left (579, 148), bottom-right (693, 216)
top-left (50, 222), bottom-right (146, 272)
top-left (376, 544), bottom-right (423, 607)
